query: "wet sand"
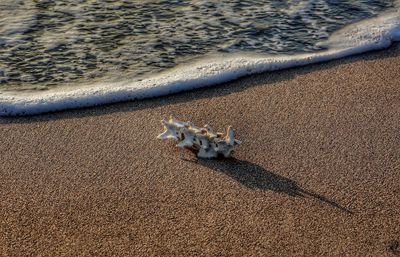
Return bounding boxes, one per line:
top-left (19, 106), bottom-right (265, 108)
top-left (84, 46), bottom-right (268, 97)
top-left (1, 45), bottom-right (400, 256)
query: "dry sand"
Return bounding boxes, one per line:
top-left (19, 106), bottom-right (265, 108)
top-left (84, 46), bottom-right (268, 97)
top-left (1, 45), bottom-right (400, 256)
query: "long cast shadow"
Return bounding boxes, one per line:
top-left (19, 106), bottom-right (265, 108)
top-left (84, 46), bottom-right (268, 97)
top-left (188, 158), bottom-right (352, 214)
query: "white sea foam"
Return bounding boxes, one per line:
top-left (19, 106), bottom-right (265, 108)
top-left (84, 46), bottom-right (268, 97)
top-left (1, 4), bottom-right (399, 116)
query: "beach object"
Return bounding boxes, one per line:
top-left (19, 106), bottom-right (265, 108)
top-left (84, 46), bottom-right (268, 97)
top-left (157, 117), bottom-right (241, 158)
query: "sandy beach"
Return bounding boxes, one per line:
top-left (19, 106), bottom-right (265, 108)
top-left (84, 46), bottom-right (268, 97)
top-left (1, 44), bottom-right (399, 256)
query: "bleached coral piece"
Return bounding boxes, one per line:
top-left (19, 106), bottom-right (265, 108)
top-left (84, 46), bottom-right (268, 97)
top-left (157, 118), bottom-right (179, 141)
top-left (198, 146), bottom-right (218, 159)
top-left (157, 117), bottom-right (188, 141)
top-left (213, 140), bottom-right (232, 158)
top-left (204, 124), bottom-right (218, 139)
top-left (157, 117), bottom-right (241, 158)
top-left (176, 125), bottom-right (196, 149)
top-left (224, 126), bottom-right (242, 146)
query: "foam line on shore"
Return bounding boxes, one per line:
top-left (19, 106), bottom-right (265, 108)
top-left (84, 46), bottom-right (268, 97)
top-left (1, 6), bottom-right (399, 116)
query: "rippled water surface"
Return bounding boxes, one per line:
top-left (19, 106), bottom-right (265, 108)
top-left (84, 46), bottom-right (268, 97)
top-left (0, 0), bottom-right (393, 89)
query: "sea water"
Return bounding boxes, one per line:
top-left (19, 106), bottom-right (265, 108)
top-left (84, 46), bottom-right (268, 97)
top-left (0, 0), bottom-right (399, 115)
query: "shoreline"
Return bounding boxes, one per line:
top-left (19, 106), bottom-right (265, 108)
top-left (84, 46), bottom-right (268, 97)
top-left (3, 5), bottom-right (400, 117)
top-left (1, 44), bottom-right (399, 256)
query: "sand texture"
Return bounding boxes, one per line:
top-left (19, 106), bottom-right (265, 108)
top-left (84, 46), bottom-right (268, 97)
top-left (1, 45), bottom-right (400, 256)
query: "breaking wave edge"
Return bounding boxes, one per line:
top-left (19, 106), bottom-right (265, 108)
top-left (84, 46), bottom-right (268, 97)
top-left (1, 6), bottom-right (399, 116)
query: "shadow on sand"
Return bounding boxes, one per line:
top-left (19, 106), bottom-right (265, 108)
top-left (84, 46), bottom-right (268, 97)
top-left (186, 157), bottom-right (352, 214)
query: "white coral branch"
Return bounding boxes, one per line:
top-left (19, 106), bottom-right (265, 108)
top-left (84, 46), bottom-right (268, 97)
top-left (157, 117), bottom-right (241, 158)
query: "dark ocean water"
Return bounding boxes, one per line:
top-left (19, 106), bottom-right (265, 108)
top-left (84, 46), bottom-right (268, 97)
top-left (0, 0), bottom-right (394, 90)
